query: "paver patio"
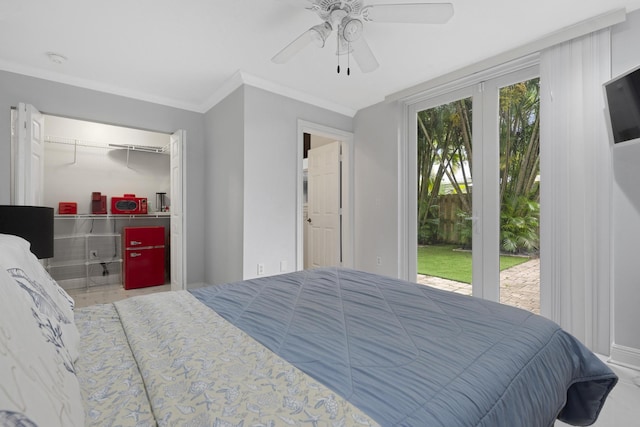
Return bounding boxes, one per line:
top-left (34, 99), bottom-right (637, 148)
top-left (417, 258), bottom-right (540, 314)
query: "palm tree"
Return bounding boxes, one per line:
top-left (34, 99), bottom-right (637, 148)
top-left (499, 79), bottom-right (540, 203)
top-left (417, 98), bottom-right (473, 244)
top-left (417, 79), bottom-right (540, 253)
top-left (499, 79), bottom-right (540, 254)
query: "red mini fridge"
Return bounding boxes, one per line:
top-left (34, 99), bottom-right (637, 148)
top-left (122, 226), bottom-right (165, 289)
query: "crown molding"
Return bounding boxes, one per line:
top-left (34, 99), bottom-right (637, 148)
top-left (203, 71), bottom-right (357, 118)
top-left (199, 71), bottom-right (246, 113)
top-left (0, 59), bottom-right (204, 113)
top-left (386, 8), bottom-right (626, 104)
top-left (0, 59), bottom-right (357, 117)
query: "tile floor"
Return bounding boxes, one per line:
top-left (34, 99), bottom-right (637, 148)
top-left (68, 278), bottom-right (639, 426)
top-left (67, 282), bottom-right (170, 308)
top-left (556, 361), bottom-right (640, 427)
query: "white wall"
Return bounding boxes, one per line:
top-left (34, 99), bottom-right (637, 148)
top-left (43, 115), bottom-right (170, 213)
top-left (353, 101), bottom-right (401, 277)
top-left (242, 85), bottom-right (353, 280)
top-left (204, 87), bottom-right (245, 285)
top-left (610, 9), bottom-right (640, 368)
top-left (0, 70), bottom-right (206, 286)
top-left (202, 85), bottom-right (353, 285)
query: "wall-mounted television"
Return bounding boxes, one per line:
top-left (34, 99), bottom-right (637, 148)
top-left (604, 65), bottom-right (640, 144)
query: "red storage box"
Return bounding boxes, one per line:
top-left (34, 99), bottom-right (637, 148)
top-left (58, 202), bottom-right (77, 215)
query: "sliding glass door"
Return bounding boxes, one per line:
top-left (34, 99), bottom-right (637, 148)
top-left (409, 66), bottom-right (540, 311)
top-left (497, 77), bottom-right (540, 313)
top-left (415, 90), bottom-right (475, 295)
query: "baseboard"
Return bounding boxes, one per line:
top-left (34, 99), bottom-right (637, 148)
top-left (610, 343), bottom-right (640, 370)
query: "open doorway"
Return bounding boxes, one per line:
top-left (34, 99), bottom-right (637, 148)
top-left (409, 70), bottom-right (541, 314)
top-left (43, 114), bottom-right (171, 291)
top-left (296, 120), bottom-right (354, 271)
top-left (11, 104), bottom-right (187, 292)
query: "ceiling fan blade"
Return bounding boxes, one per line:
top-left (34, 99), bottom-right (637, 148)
top-left (351, 36), bottom-right (379, 73)
top-left (272, 23), bottom-right (331, 64)
top-left (362, 3), bottom-right (454, 24)
top-left (272, 30), bottom-right (316, 64)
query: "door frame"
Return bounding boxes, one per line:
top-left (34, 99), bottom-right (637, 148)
top-left (406, 86), bottom-right (478, 285)
top-left (296, 120), bottom-right (354, 271)
top-left (401, 61), bottom-right (540, 303)
top-left (170, 129), bottom-right (187, 290)
top-left (478, 66), bottom-right (540, 301)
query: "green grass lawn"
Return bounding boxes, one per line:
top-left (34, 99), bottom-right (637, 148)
top-left (417, 244), bottom-right (529, 283)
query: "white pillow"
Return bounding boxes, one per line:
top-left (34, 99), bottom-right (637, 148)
top-left (0, 233), bottom-right (79, 362)
top-left (0, 266), bottom-right (85, 427)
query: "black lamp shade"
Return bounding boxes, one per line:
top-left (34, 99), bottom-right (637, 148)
top-left (0, 205), bottom-right (54, 259)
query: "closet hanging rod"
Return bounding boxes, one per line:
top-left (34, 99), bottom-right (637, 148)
top-left (44, 136), bottom-right (169, 154)
top-left (108, 143), bottom-right (168, 153)
top-left (45, 136), bottom-right (108, 150)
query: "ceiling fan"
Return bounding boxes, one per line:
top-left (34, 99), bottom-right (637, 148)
top-left (272, 0), bottom-right (454, 74)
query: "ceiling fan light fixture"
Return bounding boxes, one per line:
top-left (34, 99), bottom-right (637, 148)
top-left (341, 17), bottom-right (363, 43)
top-left (310, 22), bottom-right (332, 47)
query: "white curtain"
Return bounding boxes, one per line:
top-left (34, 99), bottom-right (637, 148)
top-left (539, 29), bottom-right (612, 354)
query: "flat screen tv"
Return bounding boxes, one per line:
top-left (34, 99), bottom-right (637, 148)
top-left (604, 65), bottom-right (640, 144)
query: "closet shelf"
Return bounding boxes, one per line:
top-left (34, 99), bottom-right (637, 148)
top-left (107, 143), bottom-right (168, 153)
top-left (55, 213), bottom-right (170, 219)
top-left (45, 135), bottom-right (169, 166)
top-left (45, 135), bottom-right (169, 153)
top-left (47, 258), bottom-right (122, 269)
top-left (47, 233), bottom-right (122, 290)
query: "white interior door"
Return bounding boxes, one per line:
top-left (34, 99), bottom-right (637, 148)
top-left (307, 141), bottom-right (341, 268)
top-left (14, 103), bottom-right (45, 205)
top-left (170, 129), bottom-right (186, 290)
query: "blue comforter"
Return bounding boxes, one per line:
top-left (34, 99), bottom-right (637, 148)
top-left (191, 267), bottom-right (617, 427)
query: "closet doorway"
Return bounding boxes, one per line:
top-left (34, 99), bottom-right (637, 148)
top-left (11, 103), bottom-right (186, 291)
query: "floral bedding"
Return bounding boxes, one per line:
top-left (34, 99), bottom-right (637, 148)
top-left (76, 291), bottom-right (378, 427)
top-left (74, 304), bottom-right (155, 426)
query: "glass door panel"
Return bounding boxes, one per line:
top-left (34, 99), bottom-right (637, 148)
top-left (498, 78), bottom-right (541, 313)
top-left (416, 97), bottom-right (474, 295)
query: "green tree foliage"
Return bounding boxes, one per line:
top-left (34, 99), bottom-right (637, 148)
top-left (417, 98), bottom-right (472, 244)
top-left (499, 79), bottom-right (540, 253)
top-left (501, 195), bottom-right (540, 254)
top-left (499, 79), bottom-right (540, 204)
top-left (417, 78), bottom-right (540, 253)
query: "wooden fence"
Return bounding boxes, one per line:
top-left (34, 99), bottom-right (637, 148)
top-left (437, 194), bottom-right (468, 244)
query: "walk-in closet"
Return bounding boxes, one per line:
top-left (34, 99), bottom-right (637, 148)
top-left (41, 114), bottom-right (172, 290)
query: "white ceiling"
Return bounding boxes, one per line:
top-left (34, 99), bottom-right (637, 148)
top-left (2, 0), bottom-right (640, 116)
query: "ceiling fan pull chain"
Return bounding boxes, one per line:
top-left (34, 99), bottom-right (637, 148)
top-left (337, 30), bottom-right (341, 74)
top-left (347, 41), bottom-right (351, 76)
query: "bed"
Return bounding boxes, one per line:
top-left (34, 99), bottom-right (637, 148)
top-left (0, 233), bottom-right (617, 427)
